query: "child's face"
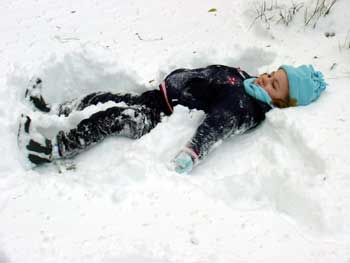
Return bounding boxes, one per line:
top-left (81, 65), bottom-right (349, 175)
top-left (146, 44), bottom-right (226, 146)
top-left (255, 69), bottom-right (289, 101)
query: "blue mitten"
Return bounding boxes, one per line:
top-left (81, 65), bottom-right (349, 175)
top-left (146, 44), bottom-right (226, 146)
top-left (174, 152), bottom-right (194, 174)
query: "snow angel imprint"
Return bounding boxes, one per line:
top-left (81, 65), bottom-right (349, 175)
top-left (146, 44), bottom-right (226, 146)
top-left (18, 64), bottom-right (327, 174)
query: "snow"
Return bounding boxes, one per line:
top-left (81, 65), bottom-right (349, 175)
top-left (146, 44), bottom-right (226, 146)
top-left (1, 0), bottom-right (350, 262)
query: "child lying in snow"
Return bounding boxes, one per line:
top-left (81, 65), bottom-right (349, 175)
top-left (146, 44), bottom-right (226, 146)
top-left (18, 64), bottom-right (327, 174)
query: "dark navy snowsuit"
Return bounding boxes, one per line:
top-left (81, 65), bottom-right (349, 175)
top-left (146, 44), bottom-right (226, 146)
top-left (56, 65), bottom-right (272, 161)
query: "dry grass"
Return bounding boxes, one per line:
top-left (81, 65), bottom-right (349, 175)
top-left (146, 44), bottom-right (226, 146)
top-left (250, 0), bottom-right (337, 30)
top-left (304, 0), bottom-right (337, 28)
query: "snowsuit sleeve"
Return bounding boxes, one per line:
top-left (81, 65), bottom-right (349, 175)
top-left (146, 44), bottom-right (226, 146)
top-left (186, 84), bottom-right (266, 162)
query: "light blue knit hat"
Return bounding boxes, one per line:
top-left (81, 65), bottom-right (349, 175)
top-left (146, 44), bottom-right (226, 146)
top-left (279, 64), bottom-right (327, 106)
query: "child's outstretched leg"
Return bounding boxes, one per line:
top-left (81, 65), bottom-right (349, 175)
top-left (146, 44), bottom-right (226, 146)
top-left (58, 89), bottom-right (167, 117)
top-left (25, 78), bottom-right (165, 118)
top-left (56, 105), bottom-right (162, 159)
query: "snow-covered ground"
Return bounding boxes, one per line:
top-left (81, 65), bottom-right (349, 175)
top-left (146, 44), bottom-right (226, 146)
top-left (1, 0), bottom-right (350, 262)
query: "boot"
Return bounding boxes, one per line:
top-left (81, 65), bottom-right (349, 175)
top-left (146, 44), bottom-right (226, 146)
top-left (18, 115), bottom-right (60, 165)
top-left (25, 78), bottom-right (51, 113)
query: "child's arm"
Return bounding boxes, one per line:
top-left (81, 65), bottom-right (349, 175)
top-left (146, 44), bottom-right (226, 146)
top-left (173, 89), bottom-right (266, 173)
top-left (173, 107), bottom-right (243, 173)
top-left (187, 106), bottom-right (246, 160)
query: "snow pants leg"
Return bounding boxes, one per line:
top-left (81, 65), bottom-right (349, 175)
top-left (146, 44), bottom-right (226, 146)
top-left (58, 90), bottom-right (164, 116)
top-left (55, 90), bottom-right (166, 158)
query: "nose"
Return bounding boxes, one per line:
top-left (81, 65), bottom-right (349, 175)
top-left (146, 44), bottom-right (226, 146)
top-left (262, 74), bottom-right (272, 86)
top-left (261, 75), bottom-right (268, 86)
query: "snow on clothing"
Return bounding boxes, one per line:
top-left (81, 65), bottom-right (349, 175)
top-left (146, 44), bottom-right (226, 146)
top-left (56, 90), bottom-right (166, 158)
top-left (55, 65), bottom-right (272, 163)
top-left (159, 65), bottom-right (271, 160)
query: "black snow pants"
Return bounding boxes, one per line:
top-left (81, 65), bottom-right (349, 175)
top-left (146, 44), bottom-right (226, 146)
top-left (55, 90), bottom-right (167, 158)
